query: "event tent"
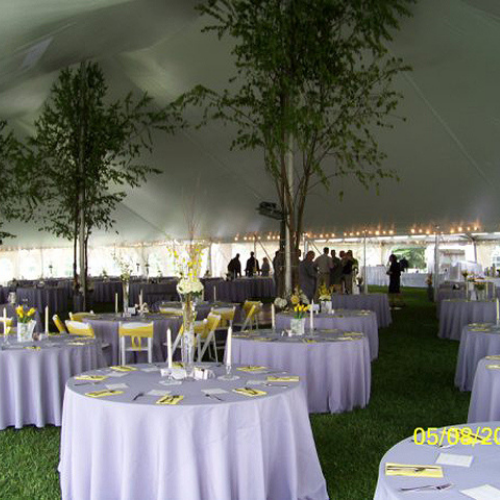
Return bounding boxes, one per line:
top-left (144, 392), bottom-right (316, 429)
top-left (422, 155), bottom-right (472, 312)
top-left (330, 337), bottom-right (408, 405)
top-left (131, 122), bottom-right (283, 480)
top-left (1, 0), bottom-right (500, 247)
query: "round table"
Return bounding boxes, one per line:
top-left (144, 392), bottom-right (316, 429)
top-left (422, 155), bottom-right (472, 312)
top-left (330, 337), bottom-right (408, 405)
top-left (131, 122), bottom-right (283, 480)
top-left (59, 363), bottom-right (328, 500)
top-left (330, 293), bottom-right (392, 328)
top-left (439, 300), bottom-right (497, 341)
top-left (231, 329), bottom-right (371, 413)
top-left (374, 422), bottom-right (500, 499)
top-left (85, 314), bottom-right (183, 365)
top-left (468, 358), bottom-right (500, 423)
top-left (0, 334), bottom-right (105, 429)
top-left (16, 286), bottom-right (70, 314)
top-left (276, 309), bottom-right (378, 360)
top-left (455, 323), bottom-right (500, 391)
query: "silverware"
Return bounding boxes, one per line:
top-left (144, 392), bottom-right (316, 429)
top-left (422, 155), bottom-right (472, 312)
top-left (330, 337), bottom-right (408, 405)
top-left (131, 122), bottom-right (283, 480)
top-left (399, 483), bottom-right (452, 492)
top-left (205, 393), bottom-right (224, 402)
top-left (265, 383), bottom-right (288, 388)
top-left (132, 392), bottom-right (144, 401)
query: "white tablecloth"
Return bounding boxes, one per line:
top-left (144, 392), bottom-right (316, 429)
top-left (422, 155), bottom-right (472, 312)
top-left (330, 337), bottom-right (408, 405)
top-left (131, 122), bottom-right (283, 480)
top-left (276, 309), bottom-right (378, 360)
top-left (455, 323), bottom-right (500, 391)
top-left (0, 335), bottom-right (105, 429)
top-left (374, 422), bottom-right (500, 499)
top-left (438, 300), bottom-right (497, 341)
top-left (59, 363), bottom-right (328, 500)
top-left (469, 358), bottom-right (500, 423)
top-left (330, 293), bottom-right (391, 328)
top-left (231, 329), bottom-right (371, 413)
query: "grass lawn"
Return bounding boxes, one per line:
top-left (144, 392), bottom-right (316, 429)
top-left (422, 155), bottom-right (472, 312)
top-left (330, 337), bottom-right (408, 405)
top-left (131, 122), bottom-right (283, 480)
top-left (0, 287), bottom-right (470, 499)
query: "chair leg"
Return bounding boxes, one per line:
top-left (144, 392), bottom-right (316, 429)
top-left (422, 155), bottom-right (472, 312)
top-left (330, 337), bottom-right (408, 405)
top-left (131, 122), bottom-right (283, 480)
top-left (213, 337), bottom-right (218, 363)
top-left (148, 338), bottom-right (153, 364)
top-left (120, 338), bottom-right (125, 366)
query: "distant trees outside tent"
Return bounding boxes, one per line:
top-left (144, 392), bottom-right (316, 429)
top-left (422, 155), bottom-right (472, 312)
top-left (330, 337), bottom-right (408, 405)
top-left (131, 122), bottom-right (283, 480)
top-left (391, 247), bottom-right (426, 270)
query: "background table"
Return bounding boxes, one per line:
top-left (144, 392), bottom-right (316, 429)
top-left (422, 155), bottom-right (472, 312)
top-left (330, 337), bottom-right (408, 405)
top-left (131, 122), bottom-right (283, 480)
top-left (455, 323), bottom-right (500, 391)
top-left (276, 309), bottom-right (378, 360)
top-left (231, 329), bottom-right (371, 413)
top-left (374, 422), bottom-right (500, 499)
top-left (16, 286), bottom-right (70, 315)
top-left (0, 334), bottom-right (105, 429)
top-left (330, 293), bottom-right (391, 328)
top-left (204, 277), bottom-right (275, 302)
top-left (85, 314), bottom-right (183, 365)
top-left (59, 363), bottom-right (328, 500)
top-left (468, 358), bottom-right (500, 423)
top-left (439, 300), bottom-right (497, 341)
top-left (92, 279), bottom-right (123, 303)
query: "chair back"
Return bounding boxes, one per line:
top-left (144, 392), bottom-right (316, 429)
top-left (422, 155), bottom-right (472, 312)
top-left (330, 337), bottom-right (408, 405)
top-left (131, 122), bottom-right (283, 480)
top-left (69, 311), bottom-right (96, 322)
top-left (242, 301), bottom-right (262, 330)
top-left (201, 313), bottom-right (221, 339)
top-left (0, 317), bottom-right (12, 335)
top-left (159, 306), bottom-right (183, 316)
top-left (211, 306), bottom-right (236, 327)
top-left (53, 314), bottom-right (67, 333)
top-left (119, 322), bottom-right (154, 350)
top-left (65, 320), bottom-right (95, 337)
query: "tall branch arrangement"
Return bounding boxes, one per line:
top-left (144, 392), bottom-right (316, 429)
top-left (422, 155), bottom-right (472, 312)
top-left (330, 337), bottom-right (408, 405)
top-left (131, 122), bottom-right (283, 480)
top-left (176, 0), bottom-right (413, 291)
top-left (29, 61), bottom-right (181, 309)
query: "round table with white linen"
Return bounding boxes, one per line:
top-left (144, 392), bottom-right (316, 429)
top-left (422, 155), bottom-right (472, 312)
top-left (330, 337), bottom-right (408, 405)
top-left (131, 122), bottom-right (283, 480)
top-left (330, 293), bottom-right (391, 328)
top-left (374, 422), bottom-right (500, 500)
top-left (231, 329), bottom-right (371, 413)
top-left (455, 323), bottom-right (500, 391)
top-left (468, 358), bottom-right (500, 423)
top-left (84, 313), bottom-right (183, 365)
top-left (0, 334), bottom-right (105, 430)
top-left (439, 299), bottom-right (497, 341)
top-left (59, 363), bottom-right (328, 500)
top-left (276, 309), bottom-right (378, 360)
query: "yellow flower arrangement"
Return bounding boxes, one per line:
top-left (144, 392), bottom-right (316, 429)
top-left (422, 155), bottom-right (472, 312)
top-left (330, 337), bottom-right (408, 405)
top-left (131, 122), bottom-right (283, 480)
top-left (294, 303), bottom-right (310, 319)
top-left (16, 306), bottom-right (36, 324)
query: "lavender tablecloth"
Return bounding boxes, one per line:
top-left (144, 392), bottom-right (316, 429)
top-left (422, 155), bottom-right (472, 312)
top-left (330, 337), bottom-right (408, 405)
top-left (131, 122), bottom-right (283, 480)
top-left (85, 314), bottom-right (183, 365)
top-left (439, 300), bottom-right (497, 341)
top-left (0, 303), bottom-right (43, 333)
top-left (374, 422), bottom-right (500, 499)
top-left (276, 309), bottom-right (378, 360)
top-left (59, 363), bottom-right (328, 500)
top-left (16, 286), bottom-right (70, 314)
top-left (92, 280), bottom-right (123, 303)
top-left (0, 334), bottom-right (105, 429)
top-left (455, 323), bottom-right (500, 391)
top-left (330, 293), bottom-right (391, 328)
top-left (468, 358), bottom-right (500, 423)
top-left (205, 277), bottom-right (276, 303)
top-left (129, 281), bottom-right (179, 305)
top-left (231, 329), bottom-right (371, 413)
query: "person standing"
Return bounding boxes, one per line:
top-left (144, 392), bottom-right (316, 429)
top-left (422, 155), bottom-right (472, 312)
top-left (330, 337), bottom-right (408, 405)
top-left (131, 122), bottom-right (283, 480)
top-left (387, 254), bottom-right (401, 295)
top-left (314, 247), bottom-right (333, 291)
top-left (299, 251), bottom-right (317, 302)
top-left (342, 252), bottom-right (353, 294)
top-left (330, 250), bottom-right (343, 293)
top-left (261, 257), bottom-right (271, 276)
top-left (227, 254), bottom-right (242, 279)
top-left (245, 252), bottom-right (260, 277)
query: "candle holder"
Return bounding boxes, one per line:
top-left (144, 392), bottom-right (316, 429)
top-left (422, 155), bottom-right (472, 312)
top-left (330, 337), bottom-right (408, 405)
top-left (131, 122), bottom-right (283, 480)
top-left (218, 364), bottom-right (239, 381)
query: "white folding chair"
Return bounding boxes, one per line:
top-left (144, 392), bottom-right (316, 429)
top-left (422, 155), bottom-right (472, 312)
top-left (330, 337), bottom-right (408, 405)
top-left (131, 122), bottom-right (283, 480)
top-left (118, 322), bottom-right (154, 365)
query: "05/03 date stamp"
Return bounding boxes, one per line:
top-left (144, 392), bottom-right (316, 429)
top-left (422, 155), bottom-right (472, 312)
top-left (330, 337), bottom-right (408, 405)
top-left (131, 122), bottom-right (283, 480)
top-left (413, 426), bottom-right (500, 446)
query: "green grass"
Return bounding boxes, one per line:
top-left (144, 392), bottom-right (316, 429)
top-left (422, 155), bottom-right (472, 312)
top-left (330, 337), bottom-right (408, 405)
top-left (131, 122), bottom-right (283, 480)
top-left (0, 287), bottom-right (470, 499)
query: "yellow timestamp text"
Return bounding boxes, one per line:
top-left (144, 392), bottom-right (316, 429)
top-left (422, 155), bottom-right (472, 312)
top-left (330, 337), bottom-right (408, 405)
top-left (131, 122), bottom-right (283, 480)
top-left (413, 426), bottom-right (500, 447)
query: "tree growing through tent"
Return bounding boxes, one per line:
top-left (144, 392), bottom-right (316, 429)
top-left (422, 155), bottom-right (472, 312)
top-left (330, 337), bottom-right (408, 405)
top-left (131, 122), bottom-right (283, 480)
top-left (0, 121), bottom-right (38, 241)
top-left (176, 0), bottom-right (414, 294)
top-left (29, 61), bottom-right (181, 310)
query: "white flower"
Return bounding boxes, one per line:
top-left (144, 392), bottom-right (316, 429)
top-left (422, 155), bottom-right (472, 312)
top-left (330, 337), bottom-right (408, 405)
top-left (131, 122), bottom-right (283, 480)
top-left (274, 297), bottom-right (288, 309)
top-left (177, 277), bottom-right (204, 296)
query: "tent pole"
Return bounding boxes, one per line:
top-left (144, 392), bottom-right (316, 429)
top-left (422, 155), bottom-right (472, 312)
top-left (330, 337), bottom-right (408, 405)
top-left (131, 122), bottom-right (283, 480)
top-left (284, 134), bottom-right (293, 295)
top-left (363, 233), bottom-right (368, 294)
top-left (434, 228), bottom-right (440, 301)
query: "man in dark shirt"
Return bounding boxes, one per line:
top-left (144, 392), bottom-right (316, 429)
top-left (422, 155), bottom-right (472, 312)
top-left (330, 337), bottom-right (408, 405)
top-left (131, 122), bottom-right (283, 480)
top-left (330, 249), bottom-right (343, 293)
top-left (245, 252), bottom-right (260, 277)
top-left (227, 254), bottom-right (242, 279)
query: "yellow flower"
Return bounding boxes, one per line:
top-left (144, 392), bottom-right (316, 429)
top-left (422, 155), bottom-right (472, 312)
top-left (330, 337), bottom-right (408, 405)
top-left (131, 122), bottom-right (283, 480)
top-left (28, 308), bottom-right (36, 317)
top-left (291, 295), bottom-right (300, 305)
top-left (16, 306), bottom-right (24, 318)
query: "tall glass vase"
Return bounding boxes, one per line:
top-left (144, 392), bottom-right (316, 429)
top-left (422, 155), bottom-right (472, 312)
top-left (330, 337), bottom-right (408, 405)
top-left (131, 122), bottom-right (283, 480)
top-left (122, 280), bottom-right (130, 315)
top-left (181, 294), bottom-right (196, 375)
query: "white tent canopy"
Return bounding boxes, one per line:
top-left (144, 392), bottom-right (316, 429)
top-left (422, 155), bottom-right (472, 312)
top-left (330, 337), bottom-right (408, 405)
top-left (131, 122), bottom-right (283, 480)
top-left (1, 0), bottom-right (500, 248)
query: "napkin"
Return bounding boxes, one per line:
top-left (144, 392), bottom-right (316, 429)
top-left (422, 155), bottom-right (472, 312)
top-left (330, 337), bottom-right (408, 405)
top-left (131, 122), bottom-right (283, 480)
top-left (75, 374), bottom-right (108, 381)
top-left (461, 485), bottom-right (500, 500)
top-left (109, 365), bottom-right (137, 372)
top-left (471, 328), bottom-right (491, 332)
top-left (436, 452), bottom-right (473, 467)
top-left (147, 389), bottom-right (171, 396)
top-left (85, 389), bottom-right (123, 398)
top-left (302, 339), bottom-right (317, 344)
top-left (156, 394), bottom-right (184, 405)
top-left (487, 364), bottom-right (500, 370)
top-left (202, 388), bottom-right (228, 395)
top-left (267, 376), bottom-right (299, 382)
top-left (67, 341), bottom-right (87, 346)
top-left (236, 366), bottom-right (267, 372)
top-left (385, 463), bottom-right (443, 478)
top-left (485, 355), bottom-right (500, 360)
top-left (24, 346), bottom-right (41, 350)
top-left (233, 387), bottom-right (267, 397)
top-left (105, 383), bottom-right (128, 390)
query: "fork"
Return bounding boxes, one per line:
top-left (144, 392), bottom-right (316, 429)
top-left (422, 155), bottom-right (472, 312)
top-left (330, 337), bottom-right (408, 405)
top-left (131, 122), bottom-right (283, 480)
top-left (399, 483), bottom-right (452, 492)
top-left (132, 392), bottom-right (144, 401)
top-left (205, 393), bottom-right (224, 402)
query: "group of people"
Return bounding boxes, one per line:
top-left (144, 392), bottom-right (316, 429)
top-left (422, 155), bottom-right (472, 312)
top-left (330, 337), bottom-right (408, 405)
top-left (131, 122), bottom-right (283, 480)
top-left (299, 247), bottom-right (359, 301)
top-left (227, 252), bottom-right (271, 278)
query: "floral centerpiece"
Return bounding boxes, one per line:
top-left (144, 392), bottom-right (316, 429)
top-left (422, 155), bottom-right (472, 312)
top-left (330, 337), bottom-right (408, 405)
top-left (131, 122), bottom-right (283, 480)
top-left (461, 270), bottom-right (469, 282)
top-left (113, 253), bottom-right (132, 314)
top-left (16, 306), bottom-right (36, 342)
top-left (318, 283), bottom-right (333, 313)
top-left (169, 243), bottom-right (206, 373)
top-left (473, 278), bottom-right (487, 301)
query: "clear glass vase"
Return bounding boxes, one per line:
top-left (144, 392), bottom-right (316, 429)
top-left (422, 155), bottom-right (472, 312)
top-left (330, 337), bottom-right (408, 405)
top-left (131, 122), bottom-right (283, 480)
top-left (17, 321), bottom-right (36, 343)
top-left (290, 317), bottom-right (306, 336)
top-left (122, 280), bottom-right (130, 315)
top-left (181, 295), bottom-right (196, 375)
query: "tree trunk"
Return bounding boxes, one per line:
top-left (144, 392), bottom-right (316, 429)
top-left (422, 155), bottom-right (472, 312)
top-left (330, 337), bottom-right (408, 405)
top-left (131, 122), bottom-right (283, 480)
top-left (78, 61), bottom-right (87, 311)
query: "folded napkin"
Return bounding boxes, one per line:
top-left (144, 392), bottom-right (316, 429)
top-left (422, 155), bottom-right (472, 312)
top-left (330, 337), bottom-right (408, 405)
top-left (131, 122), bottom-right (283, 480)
top-left (471, 328), bottom-right (491, 332)
top-left (236, 366), bottom-right (267, 372)
top-left (24, 346), bottom-right (41, 350)
top-left (75, 374), bottom-right (108, 381)
top-left (85, 389), bottom-right (123, 398)
top-left (302, 339), bottom-right (317, 344)
top-left (385, 463), bottom-right (443, 478)
top-left (109, 365), bottom-right (137, 372)
top-left (486, 355), bottom-right (500, 360)
top-left (267, 376), bottom-right (299, 382)
top-left (233, 387), bottom-right (267, 397)
top-left (67, 341), bottom-right (87, 346)
top-left (156, 394), bottom-right (184, 405)
top-left (486, 364), bottom-right (500, 370)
